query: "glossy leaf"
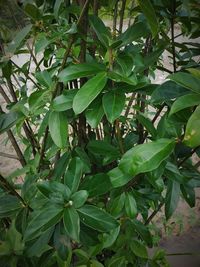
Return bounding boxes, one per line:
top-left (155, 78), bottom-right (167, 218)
top-left (48, 111), bottom-right (68, 148)
top-left (118, 139), bottom-right (175, 184)
top-left (73, 72), bottom-right (107, 114)
top-left (71, 190), bottom-right (88, 208)
top-left (85, 97), bottom-right (104, 128)
top-left (59, 63), bottom-right (106, 83)
top-left (89, 15), bottom-right (111, 48)
top-left (165, 180), bottom-right (180, 220)
top-left (184, 105), bottom-right (200, 148)
top-left (138, 0), bottom-right (159, 37)
top-left (169, 93), bottom-right (200, 116)
top-left (108, 167), bottom-right (132, 188)
top-left (78, 205), bottom-right (119, 232)
top-left (125, 193), bottom-right (137, 219)
top-left (52, 90), bottom-right (77, 111)
top-left (24, 205), bottom-right (63, 241)
top-left (131, 239), bottom-right (148, 259)
top-left (63, 207), bottom-right (80, 241)
top-left (169, 72), bottom-right (200, 94)
top-left (103, 91), bottom-right (126, 123)
top-left (80, 173), bottom-right (112, 197)
top-left (64, 157), bottom-right (84, 193)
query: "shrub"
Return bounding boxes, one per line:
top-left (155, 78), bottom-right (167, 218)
top-left (0, 0), bottom-right (200, 266)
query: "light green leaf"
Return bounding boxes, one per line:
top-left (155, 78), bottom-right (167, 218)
top-left (108, 167), bottom-right (132, 188)
top-left (85, 97), bottom-right (104, 128)
top-left (73, 72), bottom-right (107, 114)
top-left (35, 33), bottom-right (50, 54)
top-left (35, 70), bottom-right (52, 88)
top-left (119, 139), bottom-right (175, 179)
top-left (138, 0), bottom-right (159, 37)
top-left (103, 91), bottom-right (126, 123)
top-left (169, 72), bottom-right (200, 94)
top-left (187, 68), bottom-right (200, 79)
top-left (7, 24), bottom-right (32, 54)
top-left (52, 90), bottom-right (77, 111)
top-left (184, 105), bottom-right (200, 148)
top-left (78, 205), bottom-right (119, 232)
top-left (165, 180), bottom-right (180, 220)
top-left (48, 111), bottom-right (68, 148)
top-left (102, 226), bottom-right (120, 249)
top-left (169, 93), bottom-right (200, 116)
top-left (63, 207), bottom-right (80, 241)
top-left (131, 239), bottom-right (148, 259)
top-left (58, 63), bottom-right (106, 83)
top-left (125, 193), bottom-right (137, 219)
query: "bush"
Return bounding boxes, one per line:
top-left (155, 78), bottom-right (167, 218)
top-left (0, 0), bottom-right (200, 266)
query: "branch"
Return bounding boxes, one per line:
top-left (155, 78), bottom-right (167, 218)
top-left (0, 152), bottom-right (19, 160)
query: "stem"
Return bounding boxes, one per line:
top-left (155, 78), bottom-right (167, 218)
top-left (113, 0), bottom-right (119, 37)
top-left (0, 85), bottom-right (11, 103)
top-left (0, 152), bottom-right (19, 160)
top-left (119, 0), bottom-right (126, 34)
top-left (171, 0), bottom-right (176, 73)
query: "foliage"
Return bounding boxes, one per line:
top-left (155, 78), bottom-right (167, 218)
top-left (0, 0), bottom-right (200, 266)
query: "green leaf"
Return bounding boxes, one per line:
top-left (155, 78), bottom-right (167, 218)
top-left (108, 256), bottom-right (126, 267)
top-left (85, 97), bottom-right (104, 128)
top-left (117, 22), bottom-right (149, 47)
top-left (89, 15), bottom-right (111, 48)
top-left (73, 72), bottom-right (107, 114)
top-left (181, 184), bottom-right (195, 208)
top-left (165, 180), bottom-right (180, 220)
top-left (54, 0), bottom-right (64, 17)
top-left (118, 139), bottom-right (175, 184)
top-left (63, 207), bottom-right (80, 241)
top-left (131, 220), bottom-right (152, 247)
top-left (78, 205), bottom-right (119, 232)
top-left (7, 24), bottom-right (32, 54)
top-left (108, 167), bottom-right (132, 188)
top-left (35, 33), bottom-right (50, 54)
top-left (102, 226), bottom-right (120, 248)
top-left (35, 70), bottom-right (52, 88)
top-left (108, 71), bottom-right (137, 85)
top-left (48, 111), bottom-right (68, 148)
top-left (131, 239), bottom-right (148, 259)
top-left (169, 72), bottom-right (200, 94)
top-left (138, 0), bottom-right (159, 37)
top-left (125, 193), bottom-right (137, 219)
top-left (169, 93), bottom-right (200, 116)
top-left (64, 157), bottom-right (84, 193)
top-left (136, 113), bottom-right (157, 139)
top-left (52, 90), bottom-right (77, 111)
top-left (108, 193), bottom-right (126, 217)
top-left (51, 152), bottom-right (70, 180)
top-left (24, 205), bottom-right (63, 241)
top-left (184, 105), bottom-right (200, 148)
top-left (90, 260), bottom-right (104, 267)
top-left (0, 195), bottom-right (22, 218)
top-left (87, 140), bottom-right (120, 156)
top-left (103, 91), bottom-right (126, 123)
top-left (24, 3), bottom-right (41, 20)
top-left (0, 111), bottom-right (24, 134)
top-left (71, 190), bottom-right (88, 208)
top-left (80, 173), bottom-right (112, 197)
top-left (58, 63), bottom-right (106, 83)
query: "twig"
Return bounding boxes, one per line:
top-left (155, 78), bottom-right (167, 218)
top-left (0, 85), bottom-right (11, 104)
top-left (171, 0), bottom-right (177, 73)
top-left (178, 146), bottom-right (200, 167)
top-left (145, 202), bottom-right (164, 225)
top-left (0, 152), bottom-right (19, 160)
top-left (119, 0), bottom-right (126, 34)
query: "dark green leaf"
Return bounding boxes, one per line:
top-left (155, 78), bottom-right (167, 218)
top-left (87, 140), bottom-right (120, 156)
top-left (138, 0), bottom-right (159, 37)
top-left (0, 111), bottom-right (24, 134)
top-left (169, 93), bottom-right (200, 116)
top-left (64, 157), bottom-right (84, 193)
top-left (103, 91), bottom-right (126, 123)
top-left (131, 239), bottom-right (148, 259)
top-left (108, 193), bottom-right (126, 217)
top-left (131, 220), bottom-right (152, 247)
top-left (73, 72), bottom-right (107, 114)
top-left (136, 114), bottom-right (157, 139)
top-left (0, 195), bottom-right (22, 218)
top-left (184, 105), bottom-right (200, 148)
top-left (51, 152), bottom-right (70, 180)
top-left (59, 63), bottom-right (106, 83)
top-left (71, 190), bottom-right (88, 208)
top-left (181, 184), bottom-right (195, 208)
top-left (85, 97), bottom-right (104, 128)
top-left (78, 205), bottom-right (119, 232)
top-left (165, 180), bottom-right (180, 220)
top-left (24, 3), bottom-right (41, 20)
top-left (63, 207), bottom-right (80, 241)
top-left (89, 15), bottom-right (111, 48)
top-left (169, 72), bottom-right (200, 94)
top-left (80, 173), bottom-right (112, 197)
top-left (48, 111), bottom-right (68, 148)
